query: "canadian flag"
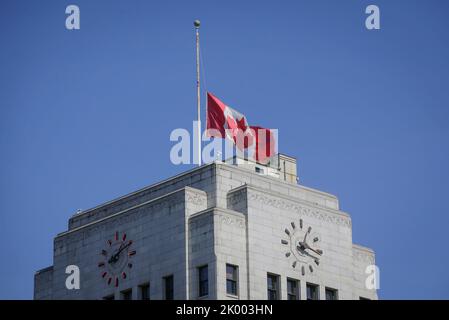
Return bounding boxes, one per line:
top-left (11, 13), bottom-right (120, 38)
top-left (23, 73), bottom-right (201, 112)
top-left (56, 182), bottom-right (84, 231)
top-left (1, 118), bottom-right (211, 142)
top-left (206, 92), bottom-right (276, 163)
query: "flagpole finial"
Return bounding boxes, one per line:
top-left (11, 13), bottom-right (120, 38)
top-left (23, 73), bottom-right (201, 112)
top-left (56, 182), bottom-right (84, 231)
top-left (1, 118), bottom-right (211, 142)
top-left (194, 20), bottom-right (201, 28)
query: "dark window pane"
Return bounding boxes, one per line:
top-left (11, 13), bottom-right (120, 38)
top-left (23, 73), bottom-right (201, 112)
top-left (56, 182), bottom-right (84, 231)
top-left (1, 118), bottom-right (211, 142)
top-left (306, 283), bottom-right (319, 300)
top-left (226, 279), bottom-right (237, 295)
top-left (267, 274), bottom-right (279, 300)
top-left (226, 265), bottom-right (236, 280)
top-left (139, 283), bottom-right (150, 300)
top-left (226, 264), bottom-right (238, 296)
top-left (287, 279), bottom-right (299, 300)
top-left (325, 288), bottom-right (338, 300)
top-left (121, 289), bottom-right (132, 300)
top-left (164, 275), bottom-right (174, 300)
top-left (198, 265), bottom-right (208, 297)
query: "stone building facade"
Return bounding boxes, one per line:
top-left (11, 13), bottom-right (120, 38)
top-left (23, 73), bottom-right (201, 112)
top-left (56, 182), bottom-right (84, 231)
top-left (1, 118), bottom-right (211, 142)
top-left (34, 156), bottom-right (377, 300)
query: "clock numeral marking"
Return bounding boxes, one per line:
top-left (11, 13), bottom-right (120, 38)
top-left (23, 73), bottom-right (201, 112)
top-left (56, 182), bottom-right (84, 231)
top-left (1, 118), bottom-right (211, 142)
top-left (108, 240), bottom-right (112, 246)
top-left (299, 219), bottom-right (303, 229)
top-left (115, 277), bottom-right (119, 287)
top-left (313, 237), bottom-right (319, 243)
top-left (281, 239), bottom-right (289, 245)
top-left (98, 262), bottom-right (105, 268)
top-left (101, 250), bottom-right (107, 256)
top-left (291, 222), bottom-right (295, 229)
top-left (307, 226), bottom-right (312, 234)
top-left (107, 277), bottom-right (112, 285)
top-left (102, 272), bottom-right (107, 278)
top-left (285, 252), bottom-right (291, 257)
top-left (309, 265), bottom-right (314, 273)
top-left (301, 266), bottom-right (306, 276)
top-left (292, 261), bottom-right (297, 268)
top-left (128, 263), bottom-right (133, 269)
top-left (122, 272), bottom-right (127, 279)
top-left (314, 259), bottom-right (319, 266)
top-left (129, 250), bottom-right (136, 256)
top-left (284, 228), bottom-right (290, 236)
top-left (128, 240), bottom-right (133, 246)
top-left (122, 233), bottom-right (127, 241)
top-left (115, 231), bottom-right (119, 241)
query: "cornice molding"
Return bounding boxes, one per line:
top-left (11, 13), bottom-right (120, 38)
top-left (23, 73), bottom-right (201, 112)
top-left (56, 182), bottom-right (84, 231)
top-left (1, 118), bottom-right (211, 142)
top-left (228, 184), bottom-right (352, 228)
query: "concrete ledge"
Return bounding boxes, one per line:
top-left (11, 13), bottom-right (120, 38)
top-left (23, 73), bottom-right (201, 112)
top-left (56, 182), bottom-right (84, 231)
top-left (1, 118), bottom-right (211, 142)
top-left (68, 163), bottom-right (216, 229)
top-left (58, 186), bottom-right (206, 238)
top-left (353, 243), bottom-right (375, 254)
top-left (189, 206), bottom-right (246, 221)
top-left (35, 266), bottom-right (53, 275)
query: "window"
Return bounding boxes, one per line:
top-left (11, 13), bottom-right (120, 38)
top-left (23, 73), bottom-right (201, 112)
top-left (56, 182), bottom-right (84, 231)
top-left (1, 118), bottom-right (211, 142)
top-left (164, 275), bottom-right (174, 300)
top-left (226, 264), bottom-right (238, 296)
top-left (198, 265), bottom-right (209, 297)
top-left (306, 283), bottom-right (319, 300)
top-left (103, 294), bottom-right (114, 300)
top-left (139, 283), bottom-right (150, 300)
top-left (287, 278), bottom-right (300, 300)
top-left (325, 287), bottom-right (338, 300)
top-left (267, 274), bottom-right (280, 300)
top-left (121, 289), bottom-right (132, 300)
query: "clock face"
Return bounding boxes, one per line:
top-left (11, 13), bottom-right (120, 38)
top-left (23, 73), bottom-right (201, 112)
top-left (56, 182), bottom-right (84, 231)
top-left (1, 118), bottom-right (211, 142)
top-left (281, 219), bottom-right (323, 276)
top-left (98, 231), bottom-right (136, 287)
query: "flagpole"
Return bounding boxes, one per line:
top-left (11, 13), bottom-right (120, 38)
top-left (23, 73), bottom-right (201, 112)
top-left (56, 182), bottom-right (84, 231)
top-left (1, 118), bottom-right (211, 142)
top-left (194, 20), bottom-right (201, 166)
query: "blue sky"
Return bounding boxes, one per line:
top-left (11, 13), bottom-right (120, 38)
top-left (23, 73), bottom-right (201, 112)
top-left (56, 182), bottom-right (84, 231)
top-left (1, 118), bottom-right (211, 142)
top-left (1, 0), bottom-right (448, 299)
